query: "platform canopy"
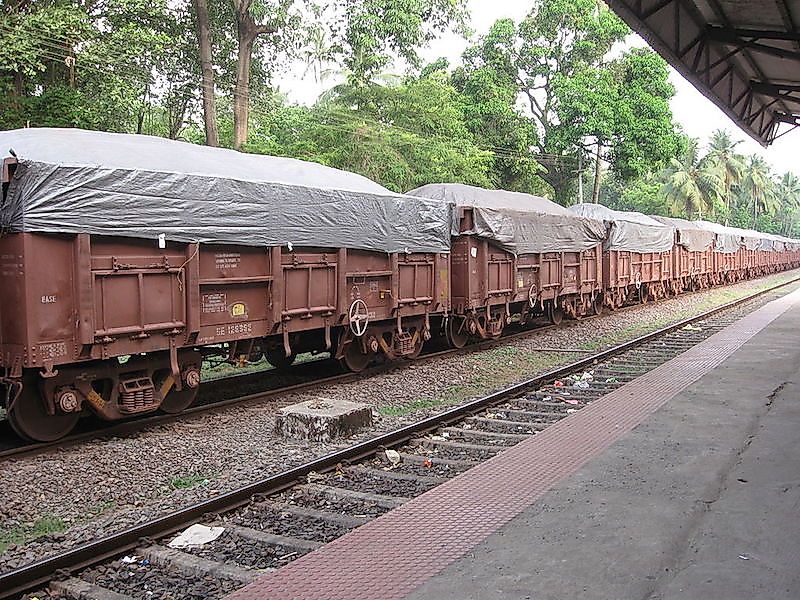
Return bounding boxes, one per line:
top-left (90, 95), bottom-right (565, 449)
top-left (605, 0), bottom-right (800, 145)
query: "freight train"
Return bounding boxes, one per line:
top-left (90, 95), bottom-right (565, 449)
top-left (2, 129), bottom-right (798, 442)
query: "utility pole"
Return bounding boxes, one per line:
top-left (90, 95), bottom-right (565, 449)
top-left (576, 151), bottom-right (584, 205)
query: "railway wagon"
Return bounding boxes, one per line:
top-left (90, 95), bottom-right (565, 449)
top-left (0, 129), bottom-right (452, 441)
top-left (569, 204), bottom-right (675, 307)
top-left (407, 184), bottom-right (607, 341)
top-left (651, 216), bottom-right (716, 291)
top-left (695, 222), bottom-right (761, 282)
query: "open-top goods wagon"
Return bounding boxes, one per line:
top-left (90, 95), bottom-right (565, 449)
top-left (569, 204), bottom-right (675, 306)
top-left (2, 128), bottom-right (800, 443)
top-left (407, 184), bottom-right (607, 338)
top-left (0, 129), bottom-right (451, 441)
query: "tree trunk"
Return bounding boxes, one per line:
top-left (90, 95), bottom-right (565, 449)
top-left (230, 0), bottom-right (276, 150)
top-left (591, 141), bottom-right (602, 204)
top-left (233, 26), bottom-right (255, 151)
top-left (193, 0), bottom-right (219, 147)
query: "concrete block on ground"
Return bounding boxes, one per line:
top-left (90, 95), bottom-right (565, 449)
top-left (275, 398), bottom-right (373, 442)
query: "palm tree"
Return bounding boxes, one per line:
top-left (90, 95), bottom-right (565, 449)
top-left (737, 155), bottom-right (777, 227)
top-left (774, 172), bottom-right (800, 235)
top-left (659, 138), bottom-right (723, 220)
top-left (701, 129), bottom-right (745, 223)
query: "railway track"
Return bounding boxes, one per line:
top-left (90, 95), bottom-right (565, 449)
top-left (2, 273), bottom-right (798, 462)
top-left (1, 276), bottom-right (797, 600)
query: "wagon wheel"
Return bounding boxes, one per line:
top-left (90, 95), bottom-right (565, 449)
top-left (407, 331), bottom-right (425, 359)
top-left (591, 294), bottom-right (604, 316)
top-left (638, 283), bottom-right (649, 304)
top-left (155, 370), bottom-right (199, 414)
top-left (340, 340), bottom-right (371, 373)
top-left (265, 347), bottom-right (296, 371)
top-left (6, 375), bottom-right (79, 442)
top-left (446, 316), bottom-right (470, 349)
top-left (546, 303), bottom-right (564, 325)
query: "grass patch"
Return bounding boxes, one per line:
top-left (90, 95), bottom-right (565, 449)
top-left (0, 514), bottom-right (67, 554)
top-left (380, 349), bottom-right (566, 417)
top-left (169, 474), bottom-right (210, 490)
top-left (200, 352), bottom-right (325, 381)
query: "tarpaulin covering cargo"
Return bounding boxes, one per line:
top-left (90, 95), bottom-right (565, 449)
top-left (568, 203), bottom-right (674, 253)
top-left (406, 183), bottom-right (606, 254)
top-left (754, 231), bottom-right (782, 252)
top-left (692, 220), bottom-right (743, 253)
top-left (730, 227), bottom-right (765, 251)
top-left (651, 215), bottom-right (715, 252)
top-left (0, 128), bottom-right (452, 254)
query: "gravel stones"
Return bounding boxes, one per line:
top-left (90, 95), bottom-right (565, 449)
top-left (81, 558), bottom-right (241, 600)
top-left (324, 469), bottom-right (437, 498)
top-left (232, 506), bottom-right (352, 544)
top-left (181, 530), bottom-right (299, 571)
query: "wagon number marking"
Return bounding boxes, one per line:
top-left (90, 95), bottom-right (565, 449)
top-left (215, 323), bottom-right (253, 336)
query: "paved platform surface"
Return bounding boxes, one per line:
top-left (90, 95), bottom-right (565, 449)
top-left (229, 287), bottom-right (800, 600)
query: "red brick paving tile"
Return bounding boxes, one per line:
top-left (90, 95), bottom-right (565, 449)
top-left (227, 288), bottom-right (800, 600)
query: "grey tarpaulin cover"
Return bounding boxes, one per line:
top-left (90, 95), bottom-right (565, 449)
top-left (568, 203), bottom-right (674, 253)
top-left (406, 183), bottom-right (606, 254)
top-left (726, 226), bottom-right (763, 251)
top-left (0, 128), bottom-right (452, 254)
top-left (692, 221), bottom-right (743, 253)
top-left (650, 215), bottom-right (715, 251)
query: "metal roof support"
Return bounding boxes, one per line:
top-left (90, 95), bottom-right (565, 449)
top-left (605, 0), bottom-right (800, 144)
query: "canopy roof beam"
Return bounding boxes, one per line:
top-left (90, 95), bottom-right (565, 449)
top-left (605, 0), bottom-right (800, 145)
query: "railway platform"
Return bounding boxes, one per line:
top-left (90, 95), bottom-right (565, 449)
top-left (227, 286), bottom-right (800, 600)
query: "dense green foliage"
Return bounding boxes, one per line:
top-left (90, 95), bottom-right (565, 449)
top-left (1, 0), bottom-right (797, 235)
top-left (604, 130), bottom-right (800, 236)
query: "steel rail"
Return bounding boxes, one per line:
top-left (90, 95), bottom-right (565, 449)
top-left (1, 275), bottom-right (797, 599)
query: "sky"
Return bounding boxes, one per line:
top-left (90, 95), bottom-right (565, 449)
top-left (274, 0), bottom-right (800, 178)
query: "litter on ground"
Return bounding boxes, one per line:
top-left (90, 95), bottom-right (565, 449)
top-left (169, 524), bottom-right (225, 548)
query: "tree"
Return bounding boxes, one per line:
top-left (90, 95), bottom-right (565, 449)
top-left (0, 0), bottom-right (191, 134)
top-left (659, 138), bottom-right (722, 219)
top-left (193, 0), bottom-right (219, 146)
top-left (601, 174), bottom-right (671, 216)
top-left (244, 72), bottom-right (498, 192)
top-left (459, 4), bottom-right (680, 202)
top-left (228, 0), bottom-right (288, 150)
top-left (737, 155), bottom-right (776, 227)
top-left (774, 172), bottom-right (800, 235)
top-left (450, 58), bottom-right (546, 194)
top-left (459, 6), bottom-right (629, 200)
top-left (701, 129), bottom-right (744, 223)
top-left (207, 0), bottom-right (468, 150)
top-left (334, 0), bottom-right (468, 85)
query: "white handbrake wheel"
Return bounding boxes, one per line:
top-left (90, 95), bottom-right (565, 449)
top-left (348, 299), bottom-right (369, 337)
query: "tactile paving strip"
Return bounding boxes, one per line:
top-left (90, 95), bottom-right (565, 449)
top-left (227, 288), bottom-right (800, 600)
